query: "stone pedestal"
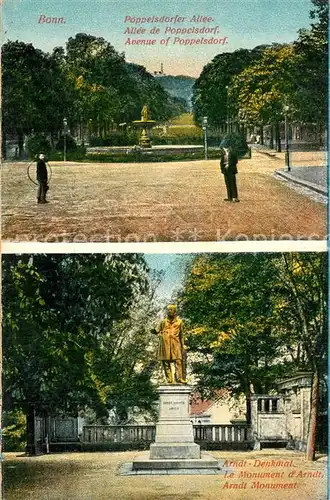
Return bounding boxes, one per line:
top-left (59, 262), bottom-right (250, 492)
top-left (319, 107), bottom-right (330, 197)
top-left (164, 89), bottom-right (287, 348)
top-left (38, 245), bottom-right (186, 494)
top-left (150, 385), bottom-right (199, 459)
top-left (133, 385), bottom-right (219, 470)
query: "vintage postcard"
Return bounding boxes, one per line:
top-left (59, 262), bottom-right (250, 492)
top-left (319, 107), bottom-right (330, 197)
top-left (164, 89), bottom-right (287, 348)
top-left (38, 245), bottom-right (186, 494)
top-left (1, 0), bottom-right (328, 499)
top-left (1, 251), bottom-right (327, 499)
top-left (1, 0), bottom-right (327, 243)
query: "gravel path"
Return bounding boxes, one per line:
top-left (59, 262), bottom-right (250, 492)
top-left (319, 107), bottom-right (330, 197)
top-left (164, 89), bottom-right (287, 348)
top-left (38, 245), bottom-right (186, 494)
top-left (3, 450), bottom-right (327, 500)
top-left (2, 152), bottom-right (326, 242)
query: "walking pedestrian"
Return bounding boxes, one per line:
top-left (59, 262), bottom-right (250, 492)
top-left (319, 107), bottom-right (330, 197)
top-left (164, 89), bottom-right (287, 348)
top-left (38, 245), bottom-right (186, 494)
top-left (220, 146), bottom-right (240, 202)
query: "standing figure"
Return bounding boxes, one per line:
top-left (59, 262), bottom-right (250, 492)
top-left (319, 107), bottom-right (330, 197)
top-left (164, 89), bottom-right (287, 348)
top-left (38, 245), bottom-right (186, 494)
top-left (141, 104), bottom-right (150, 122)
top-left (220, 146), bottom-right (240, 202)
top-left (35, 152), bottom-right (49, 204)
top-left (154, 305), bottom-right (186, 384)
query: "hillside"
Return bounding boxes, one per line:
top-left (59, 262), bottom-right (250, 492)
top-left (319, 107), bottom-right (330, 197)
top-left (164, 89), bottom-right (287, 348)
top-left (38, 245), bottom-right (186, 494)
top-left (155, 75), bottom-right (195, 110)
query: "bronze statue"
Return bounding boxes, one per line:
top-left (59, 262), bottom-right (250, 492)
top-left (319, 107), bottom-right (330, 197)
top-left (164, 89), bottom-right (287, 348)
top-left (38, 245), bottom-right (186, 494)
top-left (153, 305), bottom-right (187, 384)
top-left (141, 104), bottom-right (150, 122)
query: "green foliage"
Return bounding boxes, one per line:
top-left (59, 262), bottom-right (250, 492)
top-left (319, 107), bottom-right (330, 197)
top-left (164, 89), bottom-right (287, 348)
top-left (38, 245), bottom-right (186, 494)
top-left (55, 135), bottom-right (77, 152)
top-left (193, 4), bottom-right (327, 135)
top-left (220, 132), bottom-right (248, 154)
top-left (2, 254), bottom-right (158, 422)
top-left (2, 410), bottom-right (27, 452)
top-left (48, 146), bottom-right (87, 161)
top-left (84, 150), bottom-right (221, 163)
top-left (2, 41), bottom-right (72, 139)
top-left (192, 46), bottom-right (267, 128)
top-left (156, 75), bottom-right (195, 110)
top-left (231, 45), bottom-right (296, 126)
top-left (26, 135), bottom-right (52, 157)
top-left (89, 131), bottom-right (139, 147)
top-left (2, 35), bottom-right (185, 157)
top-left (178, 253), bottom-right (327, 405)
top-left (292, 0), bottom-right (328, 132)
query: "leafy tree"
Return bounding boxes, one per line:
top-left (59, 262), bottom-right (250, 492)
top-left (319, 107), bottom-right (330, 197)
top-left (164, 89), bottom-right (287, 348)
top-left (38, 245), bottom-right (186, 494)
top-left (293, 0), bottom-right (328, 143)
top-left (192, 46), bottom-right (267, 129)
top-left (2, 254), bottom-right (157, 452)
top-left (231, 45), bottom-right (296, 147)
top-left (2, 41), bottom-right (72, 158)
top-left (230, 44), bottom-right (296, 150)
top-left (272, 253), bottom-right (327, 460)
top-left (178, 252), bottom-right (327, 444)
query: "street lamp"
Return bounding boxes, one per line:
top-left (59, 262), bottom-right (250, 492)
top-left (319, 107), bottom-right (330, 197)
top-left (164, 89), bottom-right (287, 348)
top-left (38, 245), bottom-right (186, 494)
top-left (63, 117), bottom-right (68, 162)
top-left (225, 86), bottom-right (229, 133)
top-left (283, 105), bottom-right (290, 171)
top-left (202, 116), bottom-right (208, 160)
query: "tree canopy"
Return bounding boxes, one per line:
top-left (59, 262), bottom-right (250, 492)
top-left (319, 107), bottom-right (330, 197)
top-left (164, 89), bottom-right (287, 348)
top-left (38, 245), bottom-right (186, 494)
top-left (2, 254), bottom-right (159, 422)
top-left (192, 0), bottom-right (328, 136)
top-left (2, 34), bottom-right (186, 156)
top-left (177, 253), bottom-right (327, 430)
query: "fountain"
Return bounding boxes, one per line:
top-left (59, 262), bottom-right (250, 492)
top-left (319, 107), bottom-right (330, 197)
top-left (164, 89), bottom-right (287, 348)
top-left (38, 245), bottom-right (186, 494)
top-left (133, 104), bottom-right (156, 148)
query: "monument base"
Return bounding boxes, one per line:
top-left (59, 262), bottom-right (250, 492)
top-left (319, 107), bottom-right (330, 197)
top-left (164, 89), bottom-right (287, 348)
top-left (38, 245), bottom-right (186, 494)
top-left (150, 442), bottom-right (200, 459)
top-left (132, 384), bottom-right (220, 471)
top-left (132, 451), bottom-right (220, 470)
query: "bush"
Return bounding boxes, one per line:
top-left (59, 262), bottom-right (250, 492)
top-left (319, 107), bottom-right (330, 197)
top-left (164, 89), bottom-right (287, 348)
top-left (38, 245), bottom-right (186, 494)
top-left (89, 131), bottom-right (139, 147)
top-left (48, 145), bottom-right (86, 161)
top-left (2, 410), bottom-right (26, 452)
top-left (220, 132), bottom-right (249, 154)
top-left (85, 149), bottom-right (221, 163)
top-left (26, 134), bottom-right (52, 158)
top-left (55, 135), bottom-right (78, 152)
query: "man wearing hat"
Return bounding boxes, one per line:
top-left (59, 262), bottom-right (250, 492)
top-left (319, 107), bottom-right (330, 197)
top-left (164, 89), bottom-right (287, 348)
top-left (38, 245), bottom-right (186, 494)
top-left (35, 152), bottom-right (49, 204)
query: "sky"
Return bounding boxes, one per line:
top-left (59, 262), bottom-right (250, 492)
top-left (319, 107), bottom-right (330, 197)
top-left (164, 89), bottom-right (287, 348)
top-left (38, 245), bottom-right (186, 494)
top-left (3, 0), bottom-right (314, 77)
top-left (144, 254), bottom-right (192, 302)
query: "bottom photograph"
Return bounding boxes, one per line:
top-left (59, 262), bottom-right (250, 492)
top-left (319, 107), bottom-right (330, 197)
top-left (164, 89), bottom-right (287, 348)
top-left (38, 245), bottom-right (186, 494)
top-left (2, 252), bottom-right (327, 500)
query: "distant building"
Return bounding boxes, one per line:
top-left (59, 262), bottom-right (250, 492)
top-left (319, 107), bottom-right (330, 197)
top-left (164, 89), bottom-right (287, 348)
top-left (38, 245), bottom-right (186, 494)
top-left (153, 63), bottom-right (165, 77)
top-left (190, 390), bottom-right (245, 425)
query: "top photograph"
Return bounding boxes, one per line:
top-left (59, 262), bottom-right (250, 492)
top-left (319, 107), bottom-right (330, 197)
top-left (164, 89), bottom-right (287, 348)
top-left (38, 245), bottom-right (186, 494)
top-left (1, 0), bottom-right (327, 243)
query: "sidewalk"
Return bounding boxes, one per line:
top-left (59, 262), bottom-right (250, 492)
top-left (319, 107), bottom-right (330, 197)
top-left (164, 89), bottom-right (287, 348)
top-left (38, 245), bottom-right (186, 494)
top-left (252, 145), bottom-right (328, 197)
top-left (275, 167), bottom-right (327, 197)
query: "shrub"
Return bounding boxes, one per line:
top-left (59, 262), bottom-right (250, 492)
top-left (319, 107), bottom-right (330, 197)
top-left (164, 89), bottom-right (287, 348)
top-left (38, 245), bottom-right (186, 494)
top-left (26, 134), bottom-right (52, 158)
top-left (55, 135), bottom-right (78, 152)
top-left (89, 131), bottom-right (139, 147)
top-left (2, 410), bottom-right (26, 452)
top-left (48, 145), bottom-right (86, 161)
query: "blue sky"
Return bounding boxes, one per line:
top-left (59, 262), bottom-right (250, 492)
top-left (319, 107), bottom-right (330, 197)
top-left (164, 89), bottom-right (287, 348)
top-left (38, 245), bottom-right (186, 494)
top-left (144, 254), bottom-right (192, 302)
top-left (3, 0), bottom-right (314, 76)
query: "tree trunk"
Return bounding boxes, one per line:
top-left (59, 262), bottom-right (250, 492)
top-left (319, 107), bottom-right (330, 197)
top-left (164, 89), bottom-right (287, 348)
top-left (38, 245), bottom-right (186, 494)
top-left (269, 125), bottom-right (274, 149)
top-left (26, 404), bottom-right (36, 455)
top-left (306, 371), bottom-right (319, 461)
top-left (275, 122), bottom-right (281, 152)
top-left (18, 131), bottom-right (24, 159)
top-left (2, 126), bottom-right (7, 160)
top-left (259, 127), bottom-right (264, 145)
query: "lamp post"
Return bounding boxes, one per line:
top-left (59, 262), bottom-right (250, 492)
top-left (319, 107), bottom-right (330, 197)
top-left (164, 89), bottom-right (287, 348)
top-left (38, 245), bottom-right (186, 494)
top-left (283, 105), bottom-right (290, 171)
top-left (63, 117), bottom-right (68, 163)
top-left (225, 85), bottom-right (229, 134)
top-left (202, 116), bottom-right (208, 160)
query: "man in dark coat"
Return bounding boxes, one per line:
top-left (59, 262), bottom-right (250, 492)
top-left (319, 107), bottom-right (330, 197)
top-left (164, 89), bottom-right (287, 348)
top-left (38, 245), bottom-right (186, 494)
top-left (35, 152), bottom-right (49, 203)
top-left (220, 146), bottom-right (240, 202)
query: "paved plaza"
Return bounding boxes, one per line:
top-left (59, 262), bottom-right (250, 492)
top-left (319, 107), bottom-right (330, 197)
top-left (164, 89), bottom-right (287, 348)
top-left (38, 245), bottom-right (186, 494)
top-left (3, 450), bottom-right (327, 500)
top-left (2, 151), bottom-right (326, 242)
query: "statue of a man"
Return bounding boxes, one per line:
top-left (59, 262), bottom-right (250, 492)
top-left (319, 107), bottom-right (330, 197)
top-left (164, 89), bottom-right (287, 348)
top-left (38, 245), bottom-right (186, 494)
top-left (153, 305), bottom-right (187, 384)
top-left (141, 104), bottom-right (150, 122)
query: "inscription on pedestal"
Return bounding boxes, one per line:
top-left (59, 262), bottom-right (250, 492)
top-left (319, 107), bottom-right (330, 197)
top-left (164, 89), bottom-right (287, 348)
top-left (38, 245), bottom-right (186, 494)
top-left (161, 397), bottom-right (188, 419)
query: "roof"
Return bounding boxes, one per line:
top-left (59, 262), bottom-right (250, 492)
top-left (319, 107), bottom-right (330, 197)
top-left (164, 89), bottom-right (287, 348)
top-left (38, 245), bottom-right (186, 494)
top-left (189, 389), bottom-right (228, 416)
